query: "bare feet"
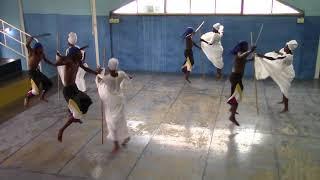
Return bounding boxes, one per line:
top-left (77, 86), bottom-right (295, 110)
top-left (122, 137), bottom-right (130, 147)
top-left (40, 91), bottom-right (48, 102)
top-left (229, 116), bottom-right (240, 126)
top-left (111, 141), bottom-right (120, 155)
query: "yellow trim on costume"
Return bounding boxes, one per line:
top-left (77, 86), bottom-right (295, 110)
top-left (186, 57), bottom-right (192, 71)
top-left (235, 83), bottom-right (243, 101)
top-left (68, 99), bottom-right (83, 114)
top-left (30, 79), bottom-right (39, 95)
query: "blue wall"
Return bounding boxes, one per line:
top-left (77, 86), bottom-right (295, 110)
top-left (18, 14), bottom-right (320, 79)
top-left (110, 15), bottom-right (320, 79)
top-left (21, 14), bottom-right (111, 77)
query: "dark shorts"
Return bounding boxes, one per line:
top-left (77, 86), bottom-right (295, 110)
top-left (28, 69), bottom-right (52, 91)
top-left (183, 49), bottom-right (194, 66)
top-left (229, 73), bottom-right (244, 95)
top-left (63, 84), bottom-right (92, 114)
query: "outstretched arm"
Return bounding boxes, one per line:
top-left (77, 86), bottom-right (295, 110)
top-left (43, 54), bottom-right (55, 66)
top-left (193, 41), bottom-right (201, 49)
top-left (256, 53), bottom-right (286, 61)
top-left (55, 53), bottom-right (71, 66)
top-left (80, 63), bottom-right (102, 75)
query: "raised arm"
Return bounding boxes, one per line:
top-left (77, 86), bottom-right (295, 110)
top-left (26, 36), bottom-right (33, 53)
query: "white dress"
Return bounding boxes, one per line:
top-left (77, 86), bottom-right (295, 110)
top-left (96, 70), bottom-right (130, 142)
top-left (254, 48), bottom-right (295, 98)
top-left (201, 31), bottom-right (224, 69)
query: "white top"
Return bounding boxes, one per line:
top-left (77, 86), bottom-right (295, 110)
top-left (100, 71), bottom-right (130, 95)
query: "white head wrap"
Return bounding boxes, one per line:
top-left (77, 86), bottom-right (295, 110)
top-left (286, 40), bottom-right (298, 51)
top-left (213, 23), bottom-right (221, 31)
top-left (68, 32), bottom-right (77, 45)
top-left (108, 58), bottom-right (119, 71)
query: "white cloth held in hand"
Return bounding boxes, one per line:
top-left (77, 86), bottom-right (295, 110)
top-left (254, 49), bottom-right (295, 98)
top-left (201, 31), bottom-right (224, 69)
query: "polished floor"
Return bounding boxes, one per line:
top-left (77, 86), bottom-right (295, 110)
top-left (0, 73), bottom-right (319, 180)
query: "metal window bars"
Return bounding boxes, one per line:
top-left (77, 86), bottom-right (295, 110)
top-left (0, 18), bottom-right (38, 58)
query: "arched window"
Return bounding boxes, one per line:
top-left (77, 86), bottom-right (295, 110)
top-left (113, 0), bottom-right (303, 15)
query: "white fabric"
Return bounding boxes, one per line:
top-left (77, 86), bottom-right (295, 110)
top-left (201, 31), bottom-right (224, 69)
top-left (68, 102), bottom-right (83, 120)
top-left (286, 40), bottom-right (298, 51)
top-left (76, 63), bottom-right (88, 92)
top-left (254, 49), bottom-right (295, 98)
top-left (108, 58), bottom-right (119, 70)
top-left (68, 32), bottom-right (77, 45)
top-left (96, 69), bottom-right (131, 142)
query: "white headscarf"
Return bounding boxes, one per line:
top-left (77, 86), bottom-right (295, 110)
top-left (286, 40), bottom-right (298, 51)
top-left (108, 58), bottom-right (119, 71)
top-left (68, 32), bottom-right (77, 45)
top-left (213, 23), bottom-right (221, 31)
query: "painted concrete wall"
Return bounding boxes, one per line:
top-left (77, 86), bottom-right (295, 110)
top-left (22, 14), bottom-right (111, 77)
top-left (110, 15), bottom-right (320, 79)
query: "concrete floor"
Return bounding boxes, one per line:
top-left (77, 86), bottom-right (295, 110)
top-left (0, 73), bottom-right (319, 180)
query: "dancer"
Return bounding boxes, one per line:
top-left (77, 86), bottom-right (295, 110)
top-left (255, 40), bottom-right (298, 112)
top-left (201, 23), bottom-right (224, 79)
top-left (58, 32), bottom-right (88, 92)
top-left (181, 27), bottom-right (201, 83)
top-left (227, 41), bottom-right (256, 126)
top-left (24, 36), bottom-right (53, 107)
top-left (55, 46), bottom-right (101, 142)
top-left (67, 32), bottom-right (88, 92)
top-left (96, 58), bottom-right (131, 154)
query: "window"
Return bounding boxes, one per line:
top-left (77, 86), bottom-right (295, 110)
top-left (244, 0), bottom-right (272, 14)
top-left (113, 0), bottom-right (303, 15)
top-left (216, 0), bottom-right (241, 14)
top-left (113, 1), bottom-right (137, 14)
top-left (166, 0), bottom-right (190, 14)
top-left (138, 0), bottom-right (164, 13)
top-left (191, 0), bottom-right (215, 14)
top-left (272, 0), bottom-right (300, 14)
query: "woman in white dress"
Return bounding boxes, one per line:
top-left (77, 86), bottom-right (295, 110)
top-left (96, 58), bottom-right (132, 154)
top-left (255, 40), bottom-right (298, 112)
top-left (201, 23), bottom-right (224, 79)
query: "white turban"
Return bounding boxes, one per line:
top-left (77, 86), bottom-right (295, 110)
top-left (286, 40), bottom-right (298, 51)
top-left (108, 58), bottom-right (119, 71)
top-left (68, 32), bottom-right (77, 45)
top-left (213, 23), bottom-right (221, 31)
